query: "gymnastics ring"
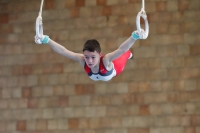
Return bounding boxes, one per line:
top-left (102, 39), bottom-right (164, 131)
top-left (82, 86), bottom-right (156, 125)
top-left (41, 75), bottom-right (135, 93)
top-left (136, 0), bottom-right (149, 39)
top-left (35, 16), bottom-right (43, 38)
top-left (35, 0), bottom-right (44, 38)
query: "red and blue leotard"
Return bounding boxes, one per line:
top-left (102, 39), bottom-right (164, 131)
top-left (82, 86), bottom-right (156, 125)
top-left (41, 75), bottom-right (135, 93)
top-left (84, 50), bottom-right (132, 81)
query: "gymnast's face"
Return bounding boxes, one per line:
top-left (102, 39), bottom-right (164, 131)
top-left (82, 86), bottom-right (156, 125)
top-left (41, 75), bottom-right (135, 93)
top-left (83, 50), bottom-right (101, 68)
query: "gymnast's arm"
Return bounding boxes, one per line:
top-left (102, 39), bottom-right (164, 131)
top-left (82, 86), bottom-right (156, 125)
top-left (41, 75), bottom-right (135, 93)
top-left (104, 36), bottom-right (136, 62)
top-left (103, 29), bottom-right (145, 63)
top-left (47, 39), bottom-right (85, 64)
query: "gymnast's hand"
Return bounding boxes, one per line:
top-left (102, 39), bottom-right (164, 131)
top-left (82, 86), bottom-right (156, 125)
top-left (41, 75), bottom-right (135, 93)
top-left (131, 29), bottom-right (146, 40)
top-left (35, 34), bottom-right (50, 44)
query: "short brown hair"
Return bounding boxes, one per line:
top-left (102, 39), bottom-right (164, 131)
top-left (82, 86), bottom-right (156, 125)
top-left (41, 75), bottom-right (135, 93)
top-left (83, 39), bottom-right (101, 53)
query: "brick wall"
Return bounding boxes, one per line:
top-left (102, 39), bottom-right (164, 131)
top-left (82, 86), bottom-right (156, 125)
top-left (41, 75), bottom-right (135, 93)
top-left (0, 0), bottom-right (200, 133)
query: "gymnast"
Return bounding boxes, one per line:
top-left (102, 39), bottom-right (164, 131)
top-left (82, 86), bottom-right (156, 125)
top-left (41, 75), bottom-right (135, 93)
top-left (35, 30), bottom-right (146, 81)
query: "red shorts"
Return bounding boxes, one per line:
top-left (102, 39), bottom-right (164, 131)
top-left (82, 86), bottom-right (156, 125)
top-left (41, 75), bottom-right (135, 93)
top-left (113, 50), bottom-right (132, 75)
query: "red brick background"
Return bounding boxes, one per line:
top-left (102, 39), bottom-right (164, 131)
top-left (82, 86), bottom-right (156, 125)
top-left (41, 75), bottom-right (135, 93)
top-left (0, 0), bottom-right (200, 133)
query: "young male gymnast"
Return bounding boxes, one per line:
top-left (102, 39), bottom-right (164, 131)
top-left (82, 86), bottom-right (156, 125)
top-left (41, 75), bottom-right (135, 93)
top-left (35, 30), bottom-right (145, 81)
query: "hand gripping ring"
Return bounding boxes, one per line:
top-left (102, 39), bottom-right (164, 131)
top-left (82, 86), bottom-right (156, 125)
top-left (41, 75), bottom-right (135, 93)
top-left (35, 14), bottom-right (43, 38)
top-left (136, 10), bottom-right (149, 39)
